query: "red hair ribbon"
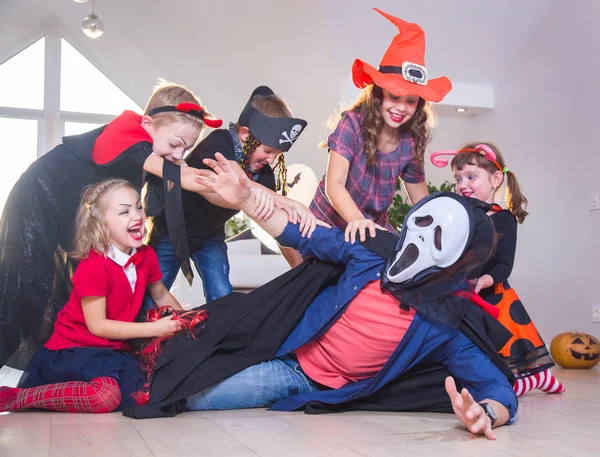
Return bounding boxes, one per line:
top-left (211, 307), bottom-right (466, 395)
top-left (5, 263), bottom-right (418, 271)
top-left (148, 103), bottom-right (223, 129)
top-left (175, 103), bottom-right (223, 128)
top-left (430, 143), bottom-right (503, 172)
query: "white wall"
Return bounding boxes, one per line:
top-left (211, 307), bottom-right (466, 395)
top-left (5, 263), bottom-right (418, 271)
top-left (463, 0), bottom-right (600, 340)
top-left (4, 0), bottom-right (595, 341)
top-left (1, 0), bottom-right (554, 176)
top-left (425, 112), bottom-right (474, 187)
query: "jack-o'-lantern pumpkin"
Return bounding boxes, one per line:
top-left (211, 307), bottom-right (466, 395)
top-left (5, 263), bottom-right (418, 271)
top-left (550, 332), bottom-right (600, 369)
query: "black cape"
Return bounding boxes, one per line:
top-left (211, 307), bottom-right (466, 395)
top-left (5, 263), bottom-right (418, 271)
top-left (0, 124), bottom-right (152, 369)
top-left (125, 231), bottom-right (513, 419)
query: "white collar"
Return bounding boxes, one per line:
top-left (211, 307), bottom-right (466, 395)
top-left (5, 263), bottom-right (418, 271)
top-left (107, 244), bottom-right (137, 268)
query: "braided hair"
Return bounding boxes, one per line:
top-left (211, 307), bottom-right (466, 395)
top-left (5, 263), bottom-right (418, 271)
top-left (70, 179), bottom-right (138, 260)
top-left (274, 154), bottom-right (288, 196)
top-left (240, 133), bottom-right (289, 196)
top-left (240, 132), bottom-right (261, 177)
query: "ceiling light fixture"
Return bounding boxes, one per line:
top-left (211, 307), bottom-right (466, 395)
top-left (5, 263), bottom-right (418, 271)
top-left (455, 108), bottom-right (467, 113)
top-left (82, 0), bottom-right (104, 39)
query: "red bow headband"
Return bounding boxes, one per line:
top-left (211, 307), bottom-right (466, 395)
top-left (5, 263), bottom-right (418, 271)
top-left (430, 143), bottom-right (508, 173)
top-left (148, 102), bottom-right (223, 128)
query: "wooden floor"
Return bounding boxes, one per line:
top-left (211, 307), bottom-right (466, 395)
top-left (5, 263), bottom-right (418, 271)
top-left (1, 367), bottom-right (598, 457)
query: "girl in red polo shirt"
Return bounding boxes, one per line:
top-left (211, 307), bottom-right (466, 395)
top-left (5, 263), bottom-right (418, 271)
top-left (0, 179), bottom-right (183, 413)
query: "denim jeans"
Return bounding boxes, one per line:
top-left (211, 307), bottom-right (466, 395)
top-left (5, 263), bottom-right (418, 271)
top-left (143, 236), bottom-right (233, 312)
top-left (185, 354), bottom-right (323, 410)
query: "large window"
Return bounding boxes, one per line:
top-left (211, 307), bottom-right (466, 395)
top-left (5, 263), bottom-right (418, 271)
top-left (0, 118), bottom-right (38, 208)
top-left (0, 30), bottom-right (142, 214)
top-left (0, 38), bottom-right (45, 110)
top-left (60, 39), bottom-right (140, 115)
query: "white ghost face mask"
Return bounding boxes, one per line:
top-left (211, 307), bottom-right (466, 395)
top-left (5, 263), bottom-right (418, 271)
top-left (386, 196), bottom-right (471, 285)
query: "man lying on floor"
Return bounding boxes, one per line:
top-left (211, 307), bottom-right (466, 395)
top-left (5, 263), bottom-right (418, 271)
top-left (126, 153), bottom-right (517, 440)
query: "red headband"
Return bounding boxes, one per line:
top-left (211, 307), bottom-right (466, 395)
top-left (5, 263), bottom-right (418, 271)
top-left (148, 102), bottom-right (223, 128)
top-left (430, 143), bottom-right (504, 173)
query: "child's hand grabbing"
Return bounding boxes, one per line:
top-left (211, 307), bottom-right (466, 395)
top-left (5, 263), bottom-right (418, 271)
top-left (278, 202), bottom-right (318, 238)
top-left (251, 188), bottom-right (275, 220)
top-left (153, 315), bottom-right (183, 337)
top-left (345, 218), bottom-right (377, 244)
top-left (474, 275), bottom-right (494, 293)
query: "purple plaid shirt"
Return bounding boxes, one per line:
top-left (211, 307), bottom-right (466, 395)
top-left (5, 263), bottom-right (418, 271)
top-left (309, 111), bottom-right (424, 231)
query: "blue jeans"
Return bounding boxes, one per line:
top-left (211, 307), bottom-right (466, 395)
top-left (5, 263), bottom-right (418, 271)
top-left (185, 354), bottom-right (323, 410)
top-left (143, 236), bottom-right (233, 312)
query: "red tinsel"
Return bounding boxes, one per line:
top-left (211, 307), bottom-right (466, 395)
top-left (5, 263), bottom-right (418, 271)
top-left (132, 306), bottom-right (208, 405)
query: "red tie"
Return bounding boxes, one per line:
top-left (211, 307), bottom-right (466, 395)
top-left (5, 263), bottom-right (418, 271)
top-left (124, 251), bottom-right (145, 269)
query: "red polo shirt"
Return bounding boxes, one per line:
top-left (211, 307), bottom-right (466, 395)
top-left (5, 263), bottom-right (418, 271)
top-left (45, 246), bottom-right (162, 351)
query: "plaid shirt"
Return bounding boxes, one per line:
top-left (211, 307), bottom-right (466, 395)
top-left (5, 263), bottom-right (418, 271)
top-left (309, 111), bottom-right (424, 231)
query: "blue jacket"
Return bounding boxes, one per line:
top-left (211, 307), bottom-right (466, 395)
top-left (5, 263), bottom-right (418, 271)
top-left (272, 223), bottom-right (517, 420)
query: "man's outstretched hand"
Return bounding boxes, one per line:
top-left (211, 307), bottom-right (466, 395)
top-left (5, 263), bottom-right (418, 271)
top-left (445, 376), bottom-right (497, 440)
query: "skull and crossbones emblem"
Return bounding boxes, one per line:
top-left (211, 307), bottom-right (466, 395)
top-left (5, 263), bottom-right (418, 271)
top-left (279, 124), bottom-right (303, 146)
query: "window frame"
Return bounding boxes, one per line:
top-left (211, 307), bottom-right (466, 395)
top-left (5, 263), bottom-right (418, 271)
top-left (0, 22), bottom-right (137, 158)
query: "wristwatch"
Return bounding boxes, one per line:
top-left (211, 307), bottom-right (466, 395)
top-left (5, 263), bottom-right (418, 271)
top-left (478, 402), bottom-right (497, 427)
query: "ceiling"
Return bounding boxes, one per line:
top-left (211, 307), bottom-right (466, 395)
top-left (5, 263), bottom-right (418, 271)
top-left (0, 0), bottom-right (559, 167)
top-left (1, 0), bottom-right (556, 86)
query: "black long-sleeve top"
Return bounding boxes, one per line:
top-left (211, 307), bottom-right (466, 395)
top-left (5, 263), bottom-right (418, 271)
top-left (480, 210), bottom-right (518, 292)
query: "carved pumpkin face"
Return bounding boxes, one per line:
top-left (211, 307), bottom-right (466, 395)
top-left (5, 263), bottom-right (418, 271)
top-left (550, 332), bottom-right (600, 369)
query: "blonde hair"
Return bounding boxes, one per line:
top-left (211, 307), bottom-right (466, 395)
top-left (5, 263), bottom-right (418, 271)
top-left (70, 179), bottom-right (139, 260)
top-left (144, 79), bottom-right (214, 131)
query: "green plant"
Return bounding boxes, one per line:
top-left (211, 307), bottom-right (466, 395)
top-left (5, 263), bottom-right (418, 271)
top-left (387, 181), bottom-right (456, 231)
top-left (225, 214), bottom-right (249, 238)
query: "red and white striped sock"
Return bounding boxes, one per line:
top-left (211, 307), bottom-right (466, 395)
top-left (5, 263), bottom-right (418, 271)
top-left (513, 370), bottom-right (565, 396)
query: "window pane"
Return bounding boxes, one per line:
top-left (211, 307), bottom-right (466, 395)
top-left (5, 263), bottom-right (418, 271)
top-left (64, 121), bottom-right (104, 136)
top-left (0, 38), bottom-right (45, 110)
top-left (0, 118), bottom-right (38, 214)
top-left (60, 38), bottom-right (142, 115)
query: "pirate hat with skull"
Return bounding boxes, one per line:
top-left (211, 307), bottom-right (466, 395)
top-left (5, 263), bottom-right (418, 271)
top-left (382, 192), bottom-right (495, 292)
top-left (238, 86), bottom-right (308, 152)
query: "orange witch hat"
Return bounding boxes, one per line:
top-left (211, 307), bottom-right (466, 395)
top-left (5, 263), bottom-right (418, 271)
top-left (352, 8), bottom-right (452, 102)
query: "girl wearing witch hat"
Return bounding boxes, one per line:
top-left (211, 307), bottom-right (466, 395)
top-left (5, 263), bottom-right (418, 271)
top-left (145, 86), bottom-right (314, 306)
top-left (310, 8), bottom-right (452, 243)
top-left (0, 79), bottom-right (222, 370)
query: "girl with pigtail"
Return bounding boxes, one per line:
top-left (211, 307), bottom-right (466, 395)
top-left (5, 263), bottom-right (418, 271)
top-left (432, 142), bottom-right (565, 397)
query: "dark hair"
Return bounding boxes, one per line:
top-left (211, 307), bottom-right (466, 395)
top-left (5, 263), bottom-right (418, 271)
top-left (451, 142), bottom-right (528, 223)
top-left (238, 94), bottom-right (293, 195)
